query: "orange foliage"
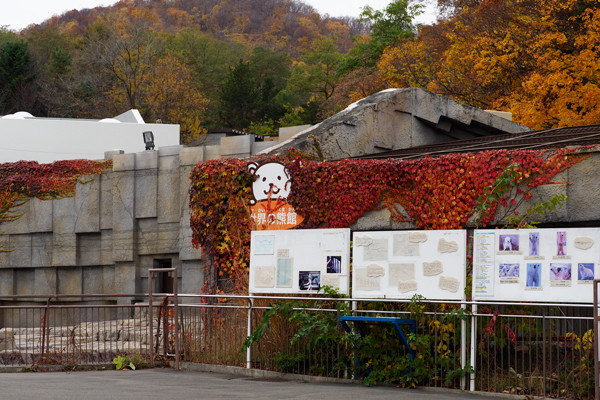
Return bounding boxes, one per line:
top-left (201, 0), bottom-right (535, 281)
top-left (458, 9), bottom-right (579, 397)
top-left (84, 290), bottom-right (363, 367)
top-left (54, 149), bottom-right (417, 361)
top-left (166, 8), bottom-right (192, 29)
top-left (144, 54), bottom-right (209, 144)
top-left (378, 0), bottom-right (600, 129)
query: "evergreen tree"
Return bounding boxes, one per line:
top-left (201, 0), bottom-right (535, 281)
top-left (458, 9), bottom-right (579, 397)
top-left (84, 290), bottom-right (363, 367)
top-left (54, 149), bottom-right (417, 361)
top-left (219, 60), bottom-right (260, 129)
top-left (0, 40), bottom-right (38, 114)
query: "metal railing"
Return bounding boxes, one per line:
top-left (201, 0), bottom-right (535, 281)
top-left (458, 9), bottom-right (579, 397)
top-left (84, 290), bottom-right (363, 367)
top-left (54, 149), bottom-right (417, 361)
top-left (0, 294), bottom-right (594, 398)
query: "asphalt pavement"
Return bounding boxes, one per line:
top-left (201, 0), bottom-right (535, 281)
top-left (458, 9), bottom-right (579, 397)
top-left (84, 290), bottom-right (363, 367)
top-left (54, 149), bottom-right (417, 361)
top-left (0, 368), bottom-right (517, 400)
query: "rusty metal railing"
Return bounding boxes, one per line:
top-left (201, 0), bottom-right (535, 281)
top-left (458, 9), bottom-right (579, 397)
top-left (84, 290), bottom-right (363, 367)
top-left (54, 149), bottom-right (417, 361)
top-left (0, 293), bottom-right (595, 398)
top-left (148, 268), bottom-right (179, 370)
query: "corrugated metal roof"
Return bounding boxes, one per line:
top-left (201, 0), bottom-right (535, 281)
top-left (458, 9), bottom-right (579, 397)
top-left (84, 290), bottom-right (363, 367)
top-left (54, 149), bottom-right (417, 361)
top-left (351, 125), bottom-right (600, 160)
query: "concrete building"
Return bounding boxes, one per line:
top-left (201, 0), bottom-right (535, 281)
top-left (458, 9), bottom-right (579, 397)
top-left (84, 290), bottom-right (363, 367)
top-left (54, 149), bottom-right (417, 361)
top-left (3, 88), bottom-right (598, 303)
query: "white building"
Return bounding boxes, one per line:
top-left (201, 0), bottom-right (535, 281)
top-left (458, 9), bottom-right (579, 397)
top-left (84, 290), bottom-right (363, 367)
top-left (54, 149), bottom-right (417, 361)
top-left (0, 110), bottom-right (180, 163)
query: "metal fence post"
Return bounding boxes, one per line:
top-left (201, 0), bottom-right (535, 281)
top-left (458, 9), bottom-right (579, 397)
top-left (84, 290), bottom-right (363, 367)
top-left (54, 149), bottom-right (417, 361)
top-left (594, 279), bottom-right (599, 400)
top-left (470, 303), bottom-right (477, 392)
top-left (148, 273), bottom-right (154, 368)
top-left (542, 313), bottom-right (546, 396)
top-left (460, 302), bottom-right (467, 390)
top-left (173, 270), bottom-right (179, 371)
top-left (246, 297), bottom-right (253, 369)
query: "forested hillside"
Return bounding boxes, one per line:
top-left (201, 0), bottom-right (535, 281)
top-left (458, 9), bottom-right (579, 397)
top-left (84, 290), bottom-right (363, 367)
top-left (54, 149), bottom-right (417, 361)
top-left (0, 0), bottom-right (599, 144)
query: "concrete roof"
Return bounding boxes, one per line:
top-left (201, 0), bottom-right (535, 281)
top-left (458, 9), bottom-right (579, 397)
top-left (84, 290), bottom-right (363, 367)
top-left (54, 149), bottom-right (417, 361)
top-left (266, 88), bottom-right (530, 160)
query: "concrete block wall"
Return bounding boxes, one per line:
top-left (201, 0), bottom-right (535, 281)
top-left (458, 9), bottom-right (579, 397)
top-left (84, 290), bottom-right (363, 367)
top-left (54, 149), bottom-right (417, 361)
top-left (0, 146), bottom-right (205, 302)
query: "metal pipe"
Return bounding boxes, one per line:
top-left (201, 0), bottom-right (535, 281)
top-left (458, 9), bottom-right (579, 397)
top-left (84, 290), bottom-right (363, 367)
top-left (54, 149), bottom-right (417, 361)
top-left (460, 303), bottom-right (466, 390)
top-left (246, 297), bottom-right (253, 369)
top-left (594, 279), bottom-right (599, 400)
top-left (148, 271), bottom-right (154, 368)
top-left (470, 303), bottom-right (477, 392)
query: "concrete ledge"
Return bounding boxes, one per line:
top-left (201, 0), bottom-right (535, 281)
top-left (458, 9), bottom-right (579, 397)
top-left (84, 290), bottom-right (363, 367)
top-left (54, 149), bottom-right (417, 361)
top-left (0, 364), bottom-right (112, 373)
top-left (157, 145), bottom-right (182, 157)
top-left (175, 362), bottom-right (355, 385)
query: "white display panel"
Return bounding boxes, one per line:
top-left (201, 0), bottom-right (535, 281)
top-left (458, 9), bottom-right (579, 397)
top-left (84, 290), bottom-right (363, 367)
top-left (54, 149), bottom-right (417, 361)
top-left (249, 228), bottom-right (351, 295)
top-left (473, 228), bottom-right (600, 303)
top-left (352, 230), bottom-right (467, 300)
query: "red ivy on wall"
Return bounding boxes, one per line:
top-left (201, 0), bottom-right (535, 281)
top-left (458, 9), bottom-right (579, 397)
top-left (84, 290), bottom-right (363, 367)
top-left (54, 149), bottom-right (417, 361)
top-left (287, 149), bottom-right (585, 230)
top-left (0, 159), bottom-right (112, 224)
top-left (189, 148), bottom-right (587, 292)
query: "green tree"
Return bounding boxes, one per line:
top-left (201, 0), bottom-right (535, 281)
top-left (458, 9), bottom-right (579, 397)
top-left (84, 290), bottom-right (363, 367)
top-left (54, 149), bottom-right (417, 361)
top-left (287, 38), bottom-right (345, 119)
top-left (219, 47), bottom-right (295, 130)
top-left (25, 25), bottom-right (79, 117)
top-left (49, 46), bottom-right (72, 76)
top-left (0, 27), bottom-right (18, 45)
top-left (0, 39), bottom-right (38, 114)
top-left (219, 59), bottom-right (260, 129)
top-left (167, 29), bottom-right (245, 128)
top-left (341, 0), bottom-right (421, 73)
top-left (248, 47), bottom-right (292, 124)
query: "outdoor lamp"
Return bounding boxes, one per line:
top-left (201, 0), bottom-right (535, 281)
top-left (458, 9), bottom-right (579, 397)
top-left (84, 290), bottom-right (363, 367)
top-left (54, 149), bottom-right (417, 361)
top-left (143, 131), bottom-right (155, 151)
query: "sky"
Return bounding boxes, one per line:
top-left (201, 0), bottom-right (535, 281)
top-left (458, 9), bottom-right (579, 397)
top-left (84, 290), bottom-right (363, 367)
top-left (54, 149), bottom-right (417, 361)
top-left (0, 0), bottom-right (437, 32)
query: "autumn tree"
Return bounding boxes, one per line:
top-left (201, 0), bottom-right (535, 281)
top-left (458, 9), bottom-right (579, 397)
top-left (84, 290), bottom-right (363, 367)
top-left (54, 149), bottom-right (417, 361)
top-left (143, 53), bottom-right (209, 144)
top-left (507, 2), bottom-right (600, 128)
top-left (378, 0), bottom-right (600, 129)
top-left (3, 0), bottom-right (374, 131)
top-left (83, 16), bottom-right (161, 113)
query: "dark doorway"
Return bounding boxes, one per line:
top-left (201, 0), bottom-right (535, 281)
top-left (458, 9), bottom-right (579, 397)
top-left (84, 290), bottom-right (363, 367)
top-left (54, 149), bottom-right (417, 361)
top-left (153, 259), bottom-right (173, 294)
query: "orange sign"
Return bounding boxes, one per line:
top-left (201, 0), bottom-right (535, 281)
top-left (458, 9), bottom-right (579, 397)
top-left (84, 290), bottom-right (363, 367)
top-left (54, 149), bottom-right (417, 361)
top-left (250, 200), bottom-right (304, 230)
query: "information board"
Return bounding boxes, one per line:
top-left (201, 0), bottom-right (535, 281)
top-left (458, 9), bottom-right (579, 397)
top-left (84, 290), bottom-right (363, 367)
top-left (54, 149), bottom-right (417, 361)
top-left (352, 230), bottom-right (467, 300)
top-left (473, 228), bottom-right (600, 303)
top-left (249, 228), bottom-right (351, 295)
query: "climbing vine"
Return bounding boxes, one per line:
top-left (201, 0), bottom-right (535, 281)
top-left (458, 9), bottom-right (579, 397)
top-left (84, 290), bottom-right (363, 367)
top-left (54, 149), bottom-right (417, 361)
top-left (189, 147), bottom-right (589, 293)
top-left (0, 159), bottom-right (112, 225)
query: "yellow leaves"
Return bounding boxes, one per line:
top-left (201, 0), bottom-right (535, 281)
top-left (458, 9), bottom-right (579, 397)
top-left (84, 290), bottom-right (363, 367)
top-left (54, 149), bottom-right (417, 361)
top-left (324, 20), bottom-right (350, 40)
top-left (377, 0), bottom-right (600, 128)
top-left (144, 53), bottom-right (209, 144)
top-left (234, 15), bottom-right (250, 33)
top-left (166, 8), bottom-right (192, 27)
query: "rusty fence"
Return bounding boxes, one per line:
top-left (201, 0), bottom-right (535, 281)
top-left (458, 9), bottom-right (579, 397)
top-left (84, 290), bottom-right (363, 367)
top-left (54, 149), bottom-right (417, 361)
top-left (0, 294), bottom-right (595, 398)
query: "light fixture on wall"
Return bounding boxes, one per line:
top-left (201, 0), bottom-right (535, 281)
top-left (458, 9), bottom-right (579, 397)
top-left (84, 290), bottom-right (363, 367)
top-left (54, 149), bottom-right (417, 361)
top-left (143, 131), bottom-right (155, 151)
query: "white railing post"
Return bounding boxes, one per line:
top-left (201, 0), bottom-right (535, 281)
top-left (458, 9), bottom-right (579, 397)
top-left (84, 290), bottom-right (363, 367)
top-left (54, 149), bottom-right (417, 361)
top-left (246, 296), bottom-right (253, 369)
top-left (470, 303), bottom-right (477, 392)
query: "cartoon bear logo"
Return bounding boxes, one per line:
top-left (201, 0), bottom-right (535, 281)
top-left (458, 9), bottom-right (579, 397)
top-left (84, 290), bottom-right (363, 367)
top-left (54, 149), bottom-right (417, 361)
top-left (248, 161), bottom-right (291, 205)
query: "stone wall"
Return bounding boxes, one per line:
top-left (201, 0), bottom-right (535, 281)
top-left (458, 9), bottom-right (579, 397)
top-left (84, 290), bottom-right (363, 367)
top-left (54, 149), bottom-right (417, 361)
top-left (0, 145), bottom-right (205, 303)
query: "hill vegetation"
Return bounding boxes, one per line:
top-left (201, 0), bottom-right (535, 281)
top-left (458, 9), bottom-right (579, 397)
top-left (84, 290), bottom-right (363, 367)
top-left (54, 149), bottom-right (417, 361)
top-left (0, 0), bottom-right (599, 144)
